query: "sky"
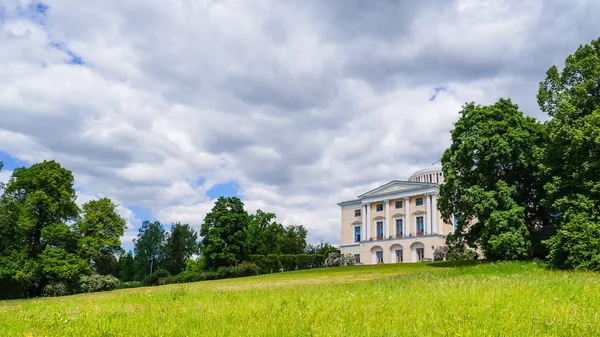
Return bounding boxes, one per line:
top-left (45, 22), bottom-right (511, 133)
top-left (1, 0), bottom-right (599, 251)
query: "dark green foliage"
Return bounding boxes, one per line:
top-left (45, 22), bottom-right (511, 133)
top-left (118, 251), bottom-right (135, 282)
top-left (439, 99), bottom-right (547, 260)
top-left (280, 254), bottom-right (296, 271)
top-left (446, 246), bottom-right (476, 261)
top-left (164, 223), bottom-right (199, 275)
top-left (134, 221), bottom-right (166, 280)
top-left (305, 242), bottom-right (339, 255)
top-left (280, 225), bottom-right (307, 255)
top-left (143, 268), bottom-right (171, 286)
top-left (201, 197), bottom-right (249, 270)
top-left (537, 37), bottom-right (600, 270)
top-left (249, 254), bottom-right (325, 273)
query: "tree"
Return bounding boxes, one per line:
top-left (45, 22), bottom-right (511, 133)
top-left (305, 241), bottom-right (339, 255)
top-left (133, 220), bottom-right (165, 279)
top-left (118, 251), bottom-right (135, 282)
top-left (201, 197), bottom-right (249, 270)
top-left (247, 210), bottom-right (284, 255)
top-left (0, 160), bottom-right (82, 296)
top-left (438, 99), bottom-right (547, 260)
top-left (280, 225), bottom-right (307, 255)
top-left (74, 198), bottom-right (126, 273)
top-left (163, 223), bottom-right (199, 275)
top-left (538, 37), bottom-right (600, 270)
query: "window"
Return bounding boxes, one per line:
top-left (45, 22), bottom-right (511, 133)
top-left (354, 209), bottom-right (361, 217)
top-left (396, 249), bottom-right (403, 263)
top-left (395, 219), bottom-right (403, 237)
top-left (416, 216), bottom-right (424, 234)
top-left (436, 173), bottom-right (439, 183)
top-left (395, 200), bottom-right (403, 209)
top-left (415, 197), bottom-right (424, 206)
top-left (354, 254), bottom-right (360, 263)
top-left (376, 251), bottom-right (384, 263)
top-left (354, 226), bottom-right (361, 242)
top-left (416, 248), bottom-right (424, 262)
top-left (430, 174), bottom-right (432, 182)
top-left (376, 221), bottom-right (384, 239)
top-left (376, 204), bottom-right (383, 212)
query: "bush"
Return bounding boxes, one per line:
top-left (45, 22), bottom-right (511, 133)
top-left (42, 282), bottom-right (70, 297)
top-left (118, 281), bottom-right (144, 289)
top-left (280, 254), bottom-right (296, 271)
top-left (79, 274), bottom-right (119, 293)
top-left (176, 271), bottom-right (205, 283)
top-left (217, 266), bottom-right (238, 279)
top-left (203, 271), bottom-right (218, 280)
top-left (143, 269), bottom-right (171, 286)
top-left (237, 262), bottom-right (260, 276)
top-left (326, 253), bottom-right (354, 267)
top-left (446, 246), bottom-right (476, 261)
top-left (433, 246), bottom-right (449, 261)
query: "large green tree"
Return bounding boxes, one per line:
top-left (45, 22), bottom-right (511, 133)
top-left (133, 220), bottom-right (166, 279)
top-left (246, 210), bottom-right (284, 255)
top-left (200, 197), bottom-right (249, 270)
top-left (0, 160), bottom-right (85, 296)
top-left (538, 37), bottom-right (600, 270)
top-left (439, 99), bottom-right (547, 260)
top-left (74, 197), bottom-right (126, 273)
top-left (163, 223), bottom-right (199, 275)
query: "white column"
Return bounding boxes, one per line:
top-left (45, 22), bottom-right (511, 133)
top-left (404, 196), bottom-right (410, 237)
top-left (432, 194), bottom-right (438, 234)
top-left (366, 203), bottom-right (371, 240)
top-left (361, 204), bottom-right (367, 241)
top-left (384, 199), bottom-right (390, 239)
top-left (425, 194), bottom-right (431, 234)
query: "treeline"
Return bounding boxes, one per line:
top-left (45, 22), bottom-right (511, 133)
top-left (0, 161), bottom-right (339, 299)
top-left (439, 37), bottom-right (600, 271)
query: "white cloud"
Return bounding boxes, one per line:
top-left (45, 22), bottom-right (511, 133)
top-left (1, 0), bottom-right (599, 245)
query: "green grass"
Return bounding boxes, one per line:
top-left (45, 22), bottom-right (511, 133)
top-left (1, 261), bottom-right (600, 336)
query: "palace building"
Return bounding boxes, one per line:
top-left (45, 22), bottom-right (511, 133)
top-left (338, 165), bottom-right (454, 264)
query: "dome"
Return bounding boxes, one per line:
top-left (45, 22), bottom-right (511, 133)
top-left (408, 165), bottom-right (444, 184)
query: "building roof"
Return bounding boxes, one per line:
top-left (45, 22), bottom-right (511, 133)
top-left (337, 180), bottom-right (438, 206)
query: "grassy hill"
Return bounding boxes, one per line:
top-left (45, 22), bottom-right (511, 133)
top-left (1, 261), bottom-right (599, 336)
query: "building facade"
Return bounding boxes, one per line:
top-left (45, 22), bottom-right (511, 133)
top-left (338, 165), bottom-right (453, 264)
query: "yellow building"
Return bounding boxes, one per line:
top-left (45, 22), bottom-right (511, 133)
top-left (338, 165), bottom-right (454, 264)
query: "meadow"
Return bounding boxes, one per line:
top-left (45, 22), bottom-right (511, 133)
top-left (1, 261), bottom-right (599, 336)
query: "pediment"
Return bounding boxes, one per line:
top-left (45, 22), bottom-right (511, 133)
top-left (358, 180), bottom-right (434, 199)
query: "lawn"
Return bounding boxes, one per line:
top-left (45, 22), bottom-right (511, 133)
top-left (1, 261), bottom-right (599, 336)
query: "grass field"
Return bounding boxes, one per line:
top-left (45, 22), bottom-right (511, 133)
top-left (1, 261), bottom-right (599, 336)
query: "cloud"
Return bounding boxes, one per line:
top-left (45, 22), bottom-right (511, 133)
top-left (1, 0), bottom-right (600, 245)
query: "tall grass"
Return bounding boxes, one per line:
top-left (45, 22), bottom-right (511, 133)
top-left (1, 261), bottom-right (599, 336)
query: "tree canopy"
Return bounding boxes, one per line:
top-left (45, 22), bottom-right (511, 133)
top-left (538, 37), bottom-right (600, 270)
top-left (439, 99), bottom-right (547, 260)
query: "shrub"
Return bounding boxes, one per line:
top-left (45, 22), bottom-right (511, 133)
top-left (237, 262), bottom-right (260, 276)
top-left (280, 254), bottom-right (296, 271)
top-left (176, 271), bottom-right (205, 283)
top-left (326, 253), bottom-right (354, 267)
top-left (446, 246), bottom-right (476, 261)
top-left (203, 271), bottom-right (218, 280)
top-left (79, 274), bottom-right (119, 293)
top-left (118, 281), bottom-right (144, 289)
top-left (433, 246), bottom-right (449, 261)
top-left (143, 269), bottom-right (171, 286)
top-left (217, 266), bottom-right (238, 279)
top-left (42, 282), bottom-right (70, 297)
